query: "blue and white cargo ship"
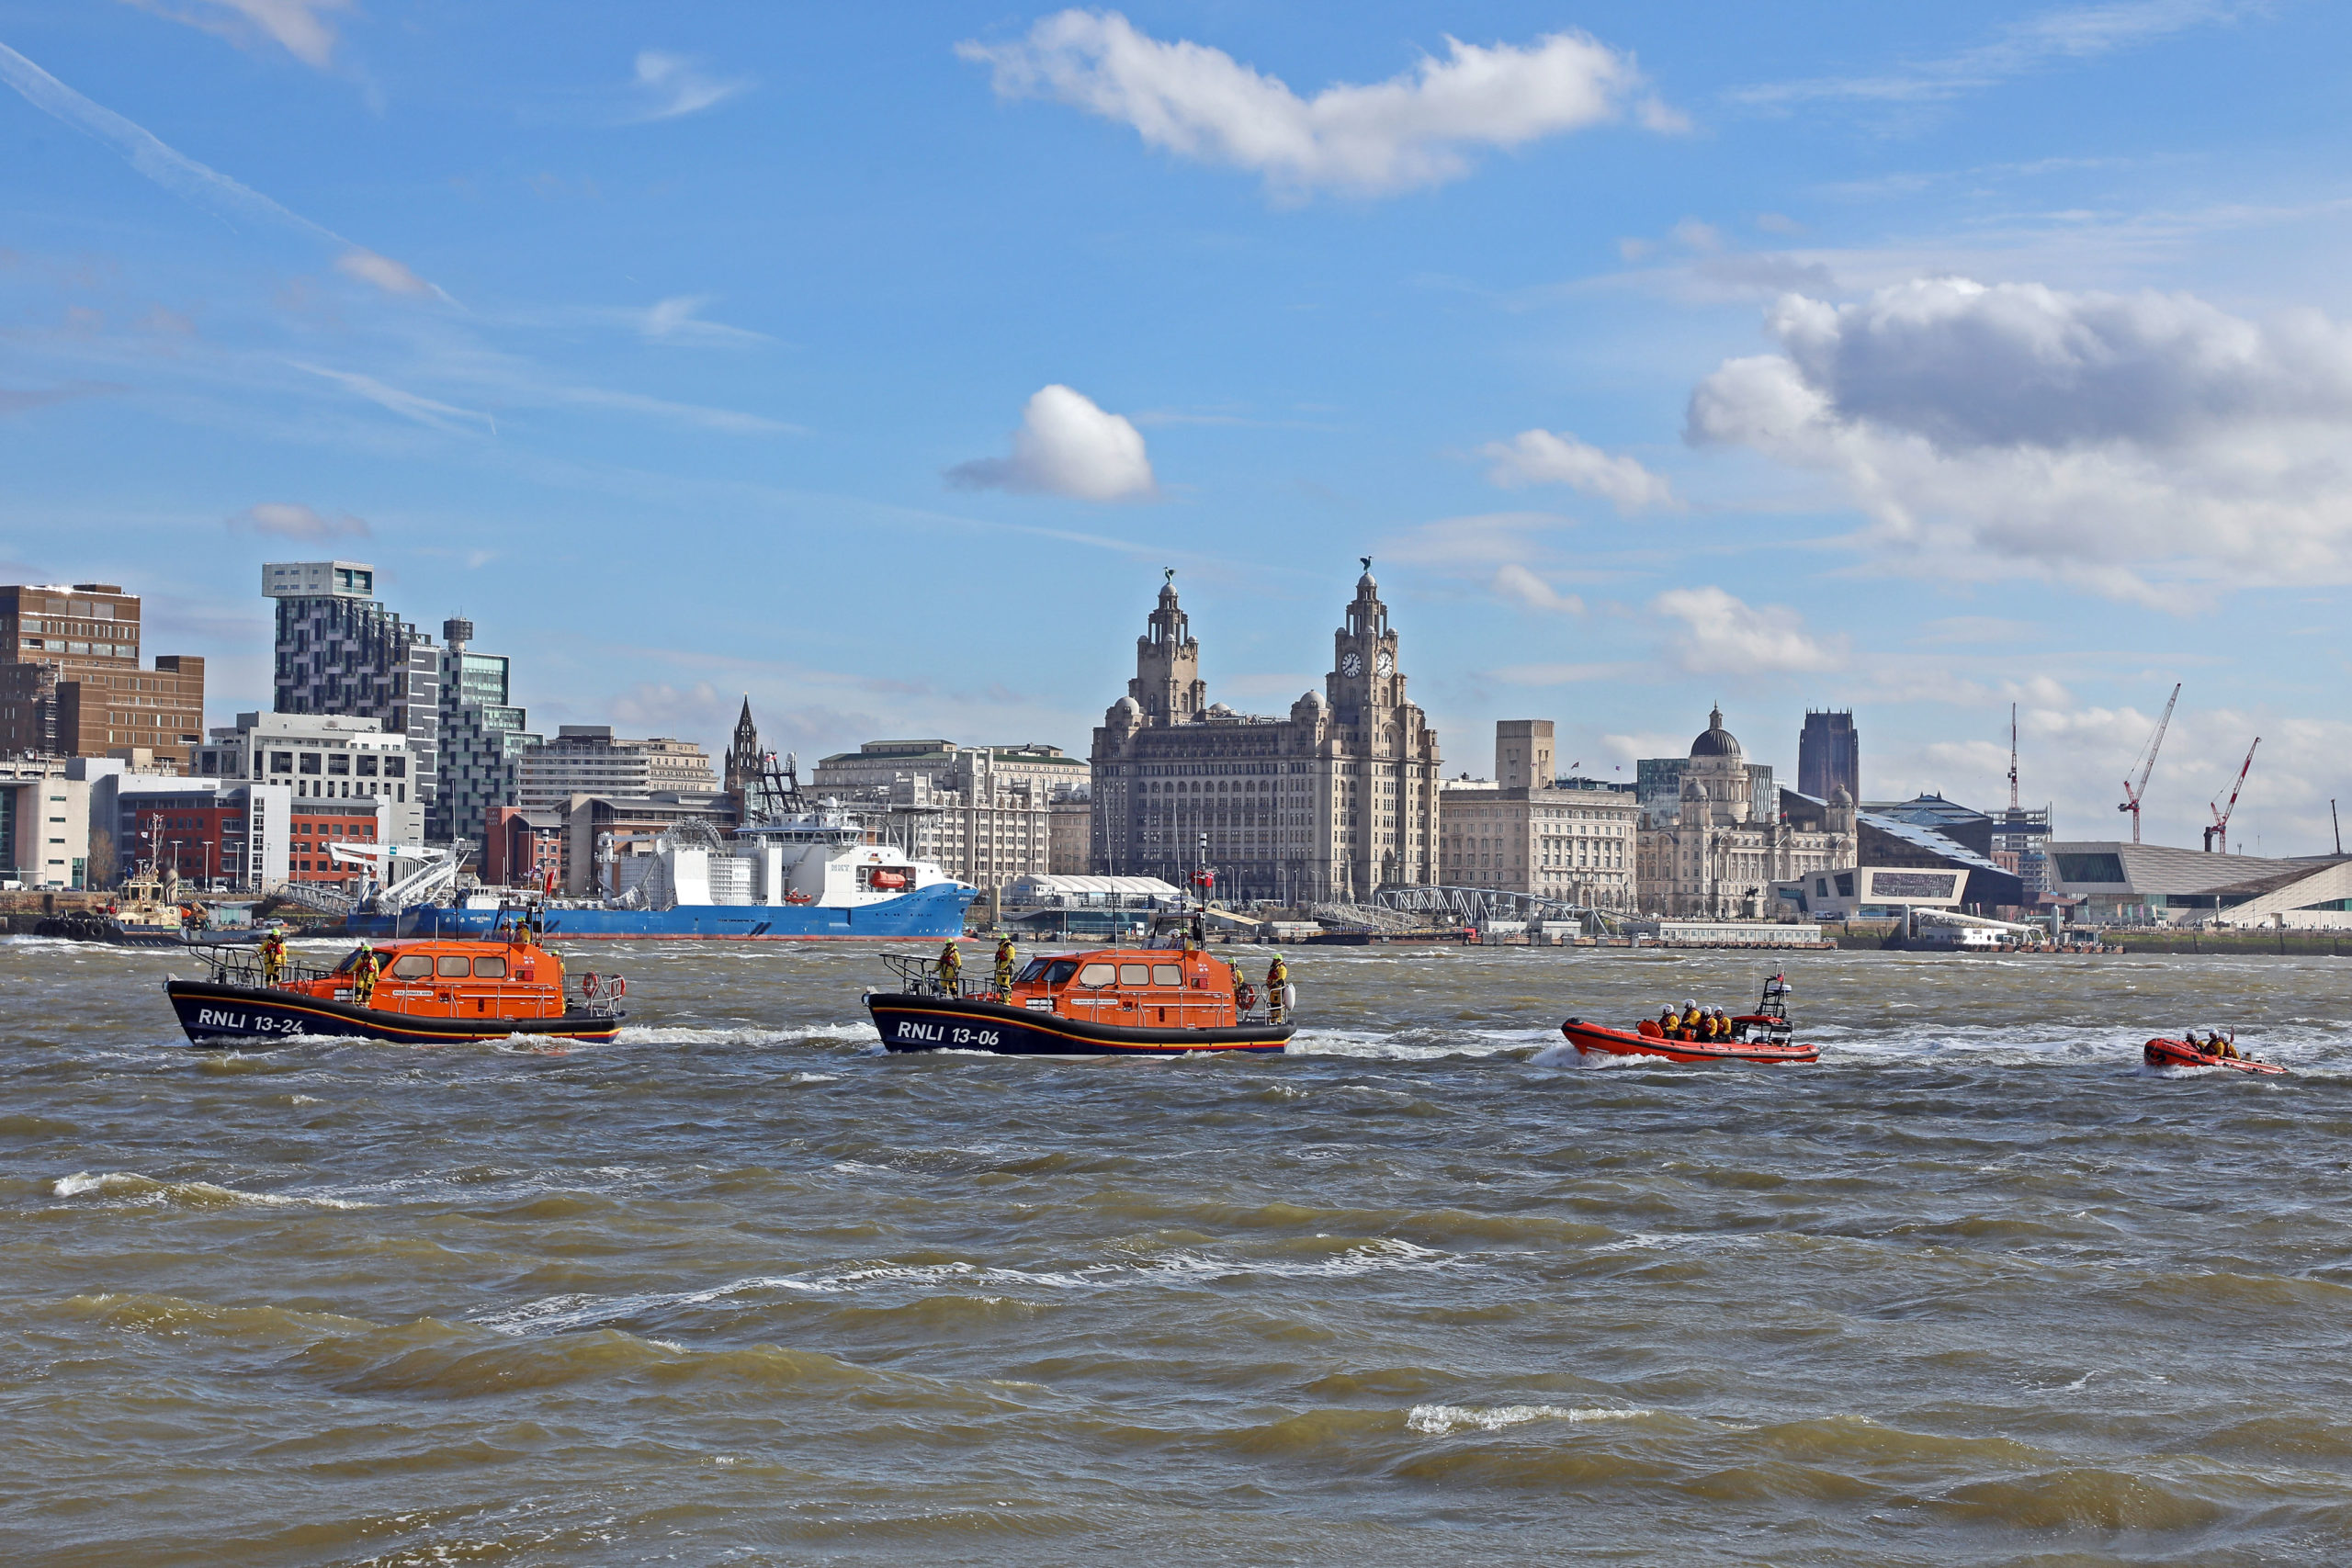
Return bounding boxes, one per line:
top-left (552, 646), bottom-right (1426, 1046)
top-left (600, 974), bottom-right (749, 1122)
top-left (341, 791), bottom-right (975, 943)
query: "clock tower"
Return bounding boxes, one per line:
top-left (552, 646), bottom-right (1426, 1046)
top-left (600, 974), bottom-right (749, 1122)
top-left (1091, 560), bottom-right (1441, 907)
top-left (1315, 558), bottom-right (1439, 900)
top-left (1329, 558), bottom-right (1403, 727)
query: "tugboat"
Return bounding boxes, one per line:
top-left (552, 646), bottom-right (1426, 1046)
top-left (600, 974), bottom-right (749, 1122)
top-left (2143, 1034), bottom-right (2287, 1076)
top-left (164, 928), bottom-right (627, 1046)
top-left (1560, 974), bottom-right (1819, 1065)
top-left (865, 943), bottom-right (1295, 1056)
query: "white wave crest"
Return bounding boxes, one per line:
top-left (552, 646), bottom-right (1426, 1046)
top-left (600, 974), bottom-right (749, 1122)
top-left (1407, 1403), bottom-right (1652, 1436)
top-left (50, 1170), bottom-right (369, 1209)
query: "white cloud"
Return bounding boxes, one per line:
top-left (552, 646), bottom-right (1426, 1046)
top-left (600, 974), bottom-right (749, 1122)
top-left (127, 0), bottom-right (354, 70)
top-left (1731, 0), bottom-right (2243, 108)
top-left (1650, 586), bottom-right (1847, 675)
top-left (1480, 429), bottom-right (1675, 511)
top-left (639, 295), bottom-right (769, 346)
top-left (1490, 563), bottom-right (1582, 615)
top-left (956, 10), bottom-right (1670, 197)
top-left (948, 384), bottom-right (1156, 501)
top-left (334, 249), bottom-right (432, 298)
top-left (1687, 276), bottom-right (2352, 600)
top-left (229, 502), bottom-right (368, 540)
top-left (630, 51), bottom-right (750, 121)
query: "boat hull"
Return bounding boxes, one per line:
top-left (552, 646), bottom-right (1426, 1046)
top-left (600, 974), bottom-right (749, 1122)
top-left (165, 979), bottom-right (624, 1046)
top-left (1561, 1017), bottom-right (1818, 1066)
top-left (2143, 1037), bottom-right (2286, 1075)
top-left (344, 882), bottom-right (977, 942)
top-left (866, 992), bottom-right (1292, 1056)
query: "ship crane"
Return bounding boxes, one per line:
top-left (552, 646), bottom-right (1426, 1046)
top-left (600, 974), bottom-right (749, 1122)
top-left (2119, 682), bottom-right (2181, 845)
top-left (2202, 737), bottom-right (2259, 854)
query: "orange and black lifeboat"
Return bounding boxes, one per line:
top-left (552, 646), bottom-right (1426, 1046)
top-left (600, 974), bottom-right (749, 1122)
top-left (866, 945), bottom-right (1294, 1055)
top-left (165, 934), bottom-right (628, 1046)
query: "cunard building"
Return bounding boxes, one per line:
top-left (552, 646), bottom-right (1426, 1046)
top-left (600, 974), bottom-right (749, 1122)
top-left (1091, 565), bottom-right (1441, 905)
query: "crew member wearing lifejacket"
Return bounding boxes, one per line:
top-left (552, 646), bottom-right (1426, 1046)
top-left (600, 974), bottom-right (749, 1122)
top-left (993, 937), bottom-right (1017, 995)
top-left (936, 940), bottom-right (962, 994)
top-left (1711, 1006), bottom-right (1733, 1043)
top-left (1680, 999), bottom-right (1703, 1039)
top-left (352, 945), bottom-right (381, 1007)
top-left (259, 929), bottom-right (287, 985)
top-left (2210, 1031), bottom-right (2241, 1059)
top-left (1266, 954), bottom-right (1289, 1022)
top-left (1658, 1006), bottom-right (1681, 1039)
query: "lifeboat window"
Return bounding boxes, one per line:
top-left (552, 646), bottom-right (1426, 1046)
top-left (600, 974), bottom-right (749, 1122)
top-left (1013, 958), bottom-right (1053, 983)
top-left (390, 954), bottom-right (433, 979)
top-left (473, 955), bottom-right (508, 978)
top-left (1151, 964), bottom-right (1182, 987)
top-left (436, 954), bottom-right (471, 977)
top-left (1075, 963), bottom-right (1116, 988)
top-left (1118, 964), bottom-right (1150, 987)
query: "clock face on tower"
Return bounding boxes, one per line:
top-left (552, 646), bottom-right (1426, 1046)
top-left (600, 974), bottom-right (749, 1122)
top-left (1340, 653), bottom-right (1363, 677)
top-left (1375, 650), bottom-right (1394, 677)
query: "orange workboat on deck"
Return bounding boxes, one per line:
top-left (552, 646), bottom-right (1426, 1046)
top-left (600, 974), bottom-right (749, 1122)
top-left (165, 932), bottom-right (627, 1046)
top-left (865, 944), bottom-right (1295, 1055)
top-left (1561, 974), bottom-right (1819, 1065)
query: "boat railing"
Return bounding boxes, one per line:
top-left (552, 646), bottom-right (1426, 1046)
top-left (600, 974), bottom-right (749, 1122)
top-left (565, 971), bottom-right (628, 1018)
top-left (198, 944), bottom-right (335, 989)
top-left (881, 952), bottom-right (972, 997)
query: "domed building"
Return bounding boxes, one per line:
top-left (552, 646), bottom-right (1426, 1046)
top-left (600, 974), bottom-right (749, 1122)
top-left (1091, 565), bottom-right (1442, 903)
top-left (1637, 705), bottom-right (1854, 918)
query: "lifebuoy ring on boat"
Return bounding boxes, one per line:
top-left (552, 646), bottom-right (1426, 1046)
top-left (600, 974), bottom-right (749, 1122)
top-left (1236, 983), bottom-right (1256, 1010)
top-left (582, 972), bottom-right (601, 998)
top-left (610, 976), bottom-right (626, 999)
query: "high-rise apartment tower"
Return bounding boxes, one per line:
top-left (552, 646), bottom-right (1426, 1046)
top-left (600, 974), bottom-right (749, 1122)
top-left (265, 560), bottom-right (439, 828)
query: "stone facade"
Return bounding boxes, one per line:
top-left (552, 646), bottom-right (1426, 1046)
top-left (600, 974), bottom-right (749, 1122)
top-left (1436, 721), bottom-right (1638, 906)
top-left (1636, 705), bottom-right (1855, 918)
top-left (1090, 568), bottom-right (1441, 905)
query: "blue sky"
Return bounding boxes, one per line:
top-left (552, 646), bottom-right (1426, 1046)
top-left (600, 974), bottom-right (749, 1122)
top-left (4, 1), bottom-right (2349, 852)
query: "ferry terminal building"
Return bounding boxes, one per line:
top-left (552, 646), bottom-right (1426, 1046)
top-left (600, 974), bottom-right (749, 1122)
top-left (1090, 567), bottom-right (1441, 906)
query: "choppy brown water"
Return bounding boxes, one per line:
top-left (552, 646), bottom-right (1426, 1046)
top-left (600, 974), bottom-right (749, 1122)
top-left (6, 937), bottom-right (2352, 1566)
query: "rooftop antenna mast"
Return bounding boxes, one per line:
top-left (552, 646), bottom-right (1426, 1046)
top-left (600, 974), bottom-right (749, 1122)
top-left (2119, 682), bottom-right (2180, 845)
top-left (2202, 737), bottom-right (2259, 854)
top-left (2007, 703), bottom-right (2019, 812)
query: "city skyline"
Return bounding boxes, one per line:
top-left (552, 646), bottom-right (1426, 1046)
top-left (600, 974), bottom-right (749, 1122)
top-left (5, 4), bottom-right (2349, 855)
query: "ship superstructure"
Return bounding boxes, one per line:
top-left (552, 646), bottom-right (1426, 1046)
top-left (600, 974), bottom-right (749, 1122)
top-left (345, 752), bottom-right (975, 942)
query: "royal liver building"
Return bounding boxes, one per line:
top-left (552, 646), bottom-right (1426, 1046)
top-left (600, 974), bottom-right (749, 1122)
top-left (1091, 564), bottom-right (1442, 904)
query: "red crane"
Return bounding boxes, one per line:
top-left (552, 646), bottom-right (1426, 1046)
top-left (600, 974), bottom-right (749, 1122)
top-left (2202, 738), bottom-right (2259, 854)
top-left (2119, 682), bottom-right (2180, 845)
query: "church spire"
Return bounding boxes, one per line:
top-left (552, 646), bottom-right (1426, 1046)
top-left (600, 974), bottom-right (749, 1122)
top-left (724, 695), bottom-right (763, 799)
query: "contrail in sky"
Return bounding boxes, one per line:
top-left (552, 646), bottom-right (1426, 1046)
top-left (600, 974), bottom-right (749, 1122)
top-left (0, 37), bottom-right (447, 300)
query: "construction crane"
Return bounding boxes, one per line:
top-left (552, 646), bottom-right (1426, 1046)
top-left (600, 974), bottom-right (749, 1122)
top-left (2118, 682), bottom-right (2180, 845)
top-left (2202, 738), bottom-right (2259, 853)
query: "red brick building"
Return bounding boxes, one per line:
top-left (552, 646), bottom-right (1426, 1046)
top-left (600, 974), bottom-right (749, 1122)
top-left (0, 583), bottom-right (206, 766)
top-left (289, 802), bottom-right (383, 884)
top-left (482, 806), bottom-right (564, 889)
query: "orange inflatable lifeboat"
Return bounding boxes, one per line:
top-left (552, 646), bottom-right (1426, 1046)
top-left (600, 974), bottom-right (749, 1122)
top-left (2143, 1036), bottom-right (2286, 1075)
top-left (1560, 973), bottom-right (1819, 1065)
